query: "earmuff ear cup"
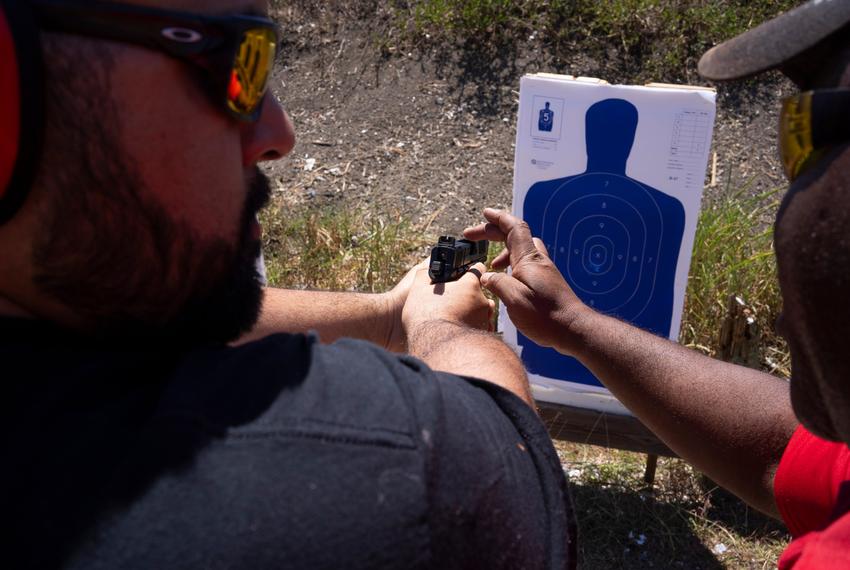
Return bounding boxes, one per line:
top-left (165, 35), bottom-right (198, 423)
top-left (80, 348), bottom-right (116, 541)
top-left (0, 4), bottom-right (20, 194)
top-left (0, 0), bottom-right (43, 224)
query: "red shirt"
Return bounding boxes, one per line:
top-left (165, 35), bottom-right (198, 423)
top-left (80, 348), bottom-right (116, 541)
top-left (774, 425), bottom-right (850, 568)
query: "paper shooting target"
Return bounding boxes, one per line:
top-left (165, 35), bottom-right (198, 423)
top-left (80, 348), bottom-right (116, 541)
top-left (520, 98), bottom-right (686, 387)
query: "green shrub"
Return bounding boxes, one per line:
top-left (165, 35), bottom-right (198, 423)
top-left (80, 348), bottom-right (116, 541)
top-left (396, 0), bottom-right (798, 81)
top-left (261, 206), bottom-right (426, 292)
top-left (681, 190), bottom-right (789, 375)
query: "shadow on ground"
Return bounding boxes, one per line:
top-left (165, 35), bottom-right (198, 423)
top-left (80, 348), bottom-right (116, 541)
top-left (429, 36), bottom-right (526, 118)
top-left (572, 482), bottom-right (788, 569)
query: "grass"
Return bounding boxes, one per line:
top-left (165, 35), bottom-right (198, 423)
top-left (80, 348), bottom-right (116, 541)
top-left (261, 190), bottom-right (787, 375)
top-left (403, 0), bottom-right (523, 35)
top-left (260, 204), bottom-right (426, 291)
top-left (260, 203), bottom-right (505, 292)
top-left (556, 442), bottom-right (789, 568)
top-left (681, 189), bottom-right (788, 377)
top-left (262, 190), bottom-right (787, 376)
top-left (393, 0), bottom-right (798, 82)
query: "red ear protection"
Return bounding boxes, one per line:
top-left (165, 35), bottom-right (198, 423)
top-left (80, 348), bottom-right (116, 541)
top-left (0, 0), bottom-right (43, 224)
top-left (0, 5), bottom-right (20, 194)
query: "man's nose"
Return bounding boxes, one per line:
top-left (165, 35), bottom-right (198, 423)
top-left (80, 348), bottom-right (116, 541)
top-left (241, 94), bottom-right (296, 165)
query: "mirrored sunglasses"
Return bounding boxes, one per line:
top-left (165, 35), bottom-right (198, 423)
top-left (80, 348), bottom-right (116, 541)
top-left (33, 0), bottom-right (279, 122)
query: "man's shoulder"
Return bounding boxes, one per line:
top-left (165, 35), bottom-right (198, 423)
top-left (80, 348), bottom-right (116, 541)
top-left (62, 336), bottom-right (452, 570)
top-left (162, 334), bottom-right (484, 446)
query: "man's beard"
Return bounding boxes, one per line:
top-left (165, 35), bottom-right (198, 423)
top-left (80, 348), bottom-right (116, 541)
top-left (31, 41), bottom-right (270, 346)
top-left (775, 146), bottom-right (850, 444)
top-left (33, 165), bottom-right (271, 347)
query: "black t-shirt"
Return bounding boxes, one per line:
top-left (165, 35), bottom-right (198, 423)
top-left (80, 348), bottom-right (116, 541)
top-left (1, 318), bottom-right (576, 569)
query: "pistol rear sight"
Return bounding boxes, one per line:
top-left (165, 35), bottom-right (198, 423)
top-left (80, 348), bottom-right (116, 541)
top-left (428, 236), bottom-right (489, 283)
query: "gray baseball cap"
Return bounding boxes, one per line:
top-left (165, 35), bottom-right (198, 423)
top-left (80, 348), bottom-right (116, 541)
top-left (698, 0), bottom-right (850, 82)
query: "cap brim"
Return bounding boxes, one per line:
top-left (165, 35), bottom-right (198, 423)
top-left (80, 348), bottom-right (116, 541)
top-left (698, 0), bottom-right (850, 81)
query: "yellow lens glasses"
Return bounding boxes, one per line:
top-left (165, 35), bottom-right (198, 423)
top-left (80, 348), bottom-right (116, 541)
top-left (779, 92), bottom-right (816, 181)
top-left (227, 27), bottom-right (277, 117)
top-left (32, 0), bottom-right (280, 122)
top-left (779, 89), bottom-right (850, 182)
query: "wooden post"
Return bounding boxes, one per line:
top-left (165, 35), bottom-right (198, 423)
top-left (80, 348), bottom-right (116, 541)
top-left (644, 454), bottom-right (658, 486)
top-left (538, 402), bottom-right (675, 457)
top-left (717, 295), bottom-right (759, 367)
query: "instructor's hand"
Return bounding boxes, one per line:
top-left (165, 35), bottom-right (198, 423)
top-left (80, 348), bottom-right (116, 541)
top-left (464, 208), bottom-right (592, 355)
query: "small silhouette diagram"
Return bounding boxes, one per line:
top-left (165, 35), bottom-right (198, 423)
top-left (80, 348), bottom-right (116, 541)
top-left (538, 102), bottom-right (555, 132)
top-left (521, 98), bottom-right (686, 387)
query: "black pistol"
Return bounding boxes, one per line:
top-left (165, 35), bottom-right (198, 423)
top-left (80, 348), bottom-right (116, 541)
top-left (428, 236), bottom-right (489, 283)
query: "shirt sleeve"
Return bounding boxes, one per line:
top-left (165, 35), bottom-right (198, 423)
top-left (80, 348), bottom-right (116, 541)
top-left (774, 424), bottom-right (850, 537)
top-left (275, 339), bottom-right (577, 570)
top-left (396, 361), bottom-right (577, 570)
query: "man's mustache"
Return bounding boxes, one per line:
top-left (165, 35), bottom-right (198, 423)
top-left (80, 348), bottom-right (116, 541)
top-left (246, 168), bottom-right (272, 218)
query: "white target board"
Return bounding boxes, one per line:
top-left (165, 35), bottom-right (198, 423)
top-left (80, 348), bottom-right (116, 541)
top-left (507, 74), bottom-right (716, 415)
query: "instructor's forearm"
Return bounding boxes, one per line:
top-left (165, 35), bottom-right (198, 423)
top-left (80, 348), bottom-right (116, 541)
top-left (409, 320), bottom-right (533, 407)
top-left (567, 310), bottom-right (797, 517)
top-left (238, 288), bottom-right (396, 348)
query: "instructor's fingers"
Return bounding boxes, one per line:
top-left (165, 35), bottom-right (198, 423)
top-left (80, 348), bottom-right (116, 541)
top-left (480, 271), bottom-right (531, 308)
top-left (491, 249), bottom-right (511, 270)
top-left (482, 209), bottom-right (538, 264)
top-left (463, 222), bottom-right (507, 243)
top-left (532, 237), bottom-right (550, 257)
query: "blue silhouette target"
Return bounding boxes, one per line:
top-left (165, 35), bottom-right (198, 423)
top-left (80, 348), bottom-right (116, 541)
top-left (521, 99), bottom-right (686, 387)
top-left (538, 102), bottom-right (555, 132)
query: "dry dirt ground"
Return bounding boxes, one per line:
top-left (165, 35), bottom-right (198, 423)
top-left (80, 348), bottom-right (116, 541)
top-left (265, 3), bottom-right (794, 238)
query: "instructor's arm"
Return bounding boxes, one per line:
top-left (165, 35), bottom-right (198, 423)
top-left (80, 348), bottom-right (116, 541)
top-left (464, 208), bottom-right (797, 517)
